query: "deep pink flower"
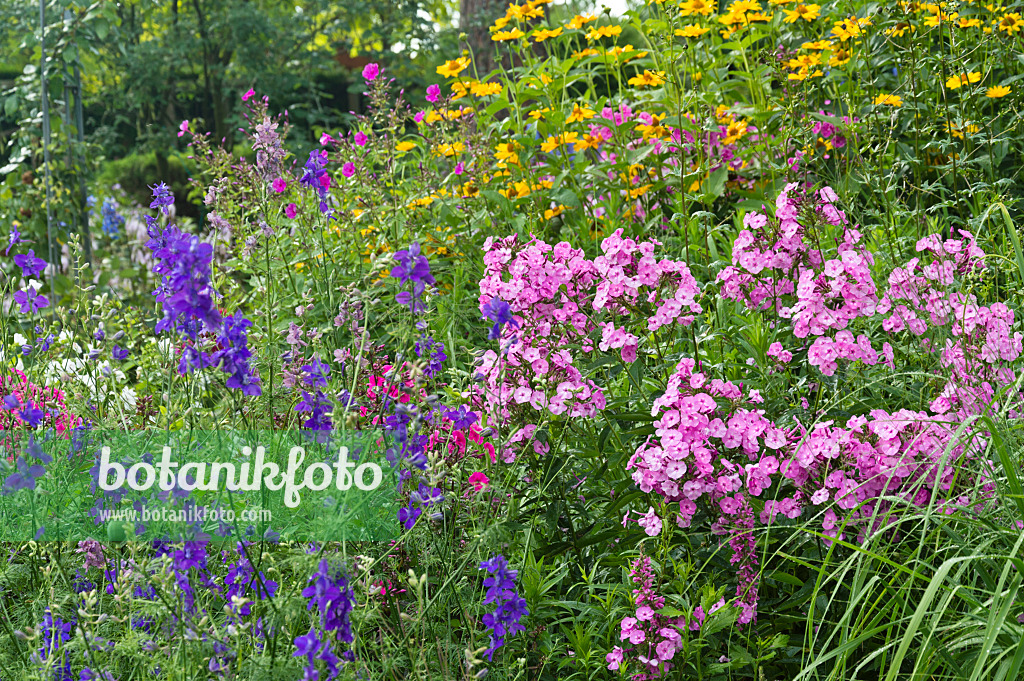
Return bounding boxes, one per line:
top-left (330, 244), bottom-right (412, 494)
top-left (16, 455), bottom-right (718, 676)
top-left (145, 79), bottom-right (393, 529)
top-left (177, 120), bottom-right (189, 138)
top-left (242, 88), bottom-right (255, 101)
top-left (285, 203), bottom-right (298, 219)
top-left (342, 162), bottom-right (355, 178)
top-left (362, 63), bottom-right (379, 81)
top-left (426, 84), bottom-right (441, 103)
top-left (468, 472), bottom-right (489, 491)
top-left (272, 178), bottom-right (287, 193)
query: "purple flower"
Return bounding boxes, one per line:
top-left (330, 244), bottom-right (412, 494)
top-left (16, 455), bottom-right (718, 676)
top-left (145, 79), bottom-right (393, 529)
top-left (13, 289), bottom-right (49, 314)
top-left (3, 455), bottom-right (46, 493)
top-left (302, 560), bottom-right (355, 645)
top-left (478, 555), bottom-right (528, 660)
top-left (294, 627), bottom-right (323, 663)
top-left (391, 243), bottom-right (436, 313)
top-left (391, 243), bottom-right (434, 288)
top-left (6, 225), bottom-right (21, 255)
top-left (398, 503), bottom-right (422, 529)
top-left (112, 345), bottom-right (130, 361)
top-left (412, 482), bottom-right (443, 507)
top-left (362, 62), bottom-right (379, 81)
top-left (214, 313), bottom-right (261, 396)
top-left (18, 404), bottom-right (45, 428)
top-left (149, 182), bottom-right (175, 214)
top-left (225, 550), bottom-right (278, 616)
top-left (14, 249), bottom-right (47, 278)
top-left (3, 395), bottom-right (21, 410)
top-left (413, 336), bottom-right (446, 378)
top-left (443, 405), bottom-right (478, 430)
top-left (296, 390), bottom-right (333, 431)
top-left (253, 116), bottom-right (287, 178)
top-left (147, 217), bottom-right (221, 340)
top-left (482, 297), bottom-right (517, 340)
top-left (172, 540), bottom-right (208, 572)
top-left (36, 607), bottom-right (74, 681)
top-left (300, 150), bottom-right (332, 215)
top-left (302, 357), bottom-right (331, 388)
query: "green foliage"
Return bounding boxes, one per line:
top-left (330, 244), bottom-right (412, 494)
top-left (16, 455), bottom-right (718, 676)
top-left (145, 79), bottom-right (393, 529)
top-left (95, 151), bottom-right (191, 214)
top-left (2, 0), bottom-right (1024, 680)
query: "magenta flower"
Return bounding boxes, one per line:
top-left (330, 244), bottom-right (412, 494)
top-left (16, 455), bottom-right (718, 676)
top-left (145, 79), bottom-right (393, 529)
top-left (468, 472), bottom-right (489, 491)
top-left (362, 63), bottom-right (379, 81)
top-left (177, 120), bottom-right (189, 137)
top-left (426, 84), bottom-right (440, 103)
top-left (414, 110), bottom-right (426, 123)
top-left (272, 178), bottom-right (287, 193)
top-left (242, 88), bottom-right (255, 101)
top-left (354, 131), bottom-right (368, 146)
top-left (320, 132), bottom-right (334, 145)
top-left (285, 203), bottom-right (298, 219)
top-left (341, 162), bottom-right (355, 178)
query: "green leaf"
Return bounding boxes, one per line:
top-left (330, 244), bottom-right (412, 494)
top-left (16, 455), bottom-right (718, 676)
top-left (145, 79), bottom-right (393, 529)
top-left (703, 165), bottom-right (729, 203)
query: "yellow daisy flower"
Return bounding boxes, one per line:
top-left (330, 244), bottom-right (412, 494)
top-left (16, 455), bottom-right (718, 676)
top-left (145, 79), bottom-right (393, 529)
top-left (675, 25), bottom-right (712, 36)
top-left (436, 57), bottom-right (470, 78)
top-left (627, 70), bottom-right (666, 88)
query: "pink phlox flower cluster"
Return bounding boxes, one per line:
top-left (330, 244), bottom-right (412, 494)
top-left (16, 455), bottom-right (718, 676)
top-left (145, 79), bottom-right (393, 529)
top-left (779, 410), bottom-right (988, 544)
top-left (724, 500), bottom-right (758, 624)
top-left (593, 228), bottom-right (703, 333)
top-left (767, 341), bottom-right (793, 365)
top-left (608, 555), bottom-right (686, 678)
top-left (620, 186), bottom-right (1011, 630)
top-left (503, 423), bottom-right (548, 461)
top-left (930, 298), bottom-right (1023, 416)
top-left (628, 357), bottom-right (788, 532)
top-left (477, 234), bottom-right (604, 436)
top-left (0, 368), bottom-right (81, 440)
top-left (877, 233), bottom-right (1021, 417)
top-left (719, 185), bottom-right (878, 339)
top-left (807, 331), bottom-right (879, 376)
top-left (477, 231), bottom-right (705, 459)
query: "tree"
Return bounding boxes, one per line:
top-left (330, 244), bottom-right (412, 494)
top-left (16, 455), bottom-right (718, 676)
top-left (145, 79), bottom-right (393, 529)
top-left (459, 0), bottom-right (502, 75)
